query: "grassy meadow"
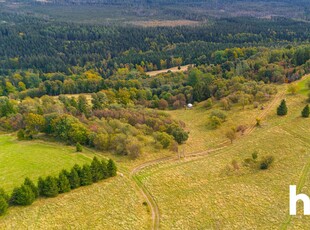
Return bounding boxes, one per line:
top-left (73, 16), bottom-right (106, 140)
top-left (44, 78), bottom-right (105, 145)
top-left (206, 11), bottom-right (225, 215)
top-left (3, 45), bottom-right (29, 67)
top-left (137, 89), bottom-right (310, 229)
top-left (0, 135), bottom-right (94, 192)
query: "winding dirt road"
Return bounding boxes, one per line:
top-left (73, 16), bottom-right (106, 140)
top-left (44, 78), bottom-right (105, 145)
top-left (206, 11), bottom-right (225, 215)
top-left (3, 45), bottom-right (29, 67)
top-left (130, 89), bottom-right (286, 230)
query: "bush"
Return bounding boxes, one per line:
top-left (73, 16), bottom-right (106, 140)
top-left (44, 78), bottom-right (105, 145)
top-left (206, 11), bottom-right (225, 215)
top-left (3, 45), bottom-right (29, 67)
top-left (127, 142), bottom-right (143, 159)
top-left (204, 98), bottom-right (213, 109)
top-left (76, 142), bottom-right (83, 152)
top-left (209, 116), bottom-right (222, 129)
top-left (17, 129), bottom-right (25, 140)
top-left (10, 185), bottom-right (35, 206)
top-left (0, 196), bottom-right (8, 216)
top-left (154, 132), bottom-right (173, 149)
top-left (260, 156), bottom-right (274, 170)
top-left (210, 110), bottom-right (227, 121)
top-left (301, 105), bottom-right (309, 118)
top-left (167, 124), bottom-right (188, 144)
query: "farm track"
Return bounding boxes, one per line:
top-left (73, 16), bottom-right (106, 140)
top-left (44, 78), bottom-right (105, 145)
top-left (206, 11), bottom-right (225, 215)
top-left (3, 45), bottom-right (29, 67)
top-left (130, 88), bottom-right (287, 230)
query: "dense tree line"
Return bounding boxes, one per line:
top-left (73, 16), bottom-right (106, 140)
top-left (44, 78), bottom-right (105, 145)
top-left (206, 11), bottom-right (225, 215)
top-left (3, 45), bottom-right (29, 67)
top-left (0, 157), bottom-right (116, 215)
top-left (0, 12), bottom-right (309, 76)
top-left (0, 93), bottom-right (188, 158)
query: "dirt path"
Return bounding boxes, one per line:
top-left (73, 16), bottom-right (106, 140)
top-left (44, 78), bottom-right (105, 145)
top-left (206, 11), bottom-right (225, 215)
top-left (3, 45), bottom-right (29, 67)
top-left (130, 87), bottom-right (287, 230)
top-left (146, 65), bottom-right (191, 77)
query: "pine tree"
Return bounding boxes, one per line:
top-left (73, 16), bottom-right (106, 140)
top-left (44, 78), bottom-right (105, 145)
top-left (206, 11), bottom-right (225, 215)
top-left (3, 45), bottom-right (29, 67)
top-left (24, 177), bottom-right (39, 198)
top-left (90, 157), bottom-right (102, 182)
top-left (58, 172), bottom-right (71, 193)
top-left (40, 176), bottom-right (59, 197)
top-left (100, 160), bottom-right (108, 179)
top-left (0, 196), bottom-right (8, 216)
top-left (10, 185), bottom-right (35, 206)
top-left (302, 104), bottom-right (309, 118)
top-left (107, 159), bottom-right (117, 177)
top-left (277, 99), bottom-right (288, 116)
top-left (68, 168), bottom-right (80, 189)
top-left (80, 165), bottom-right (93, 186)
top-left (38, 177), bottom-right (45, 196)
top-left (73, 164), bottom-right (82, 177)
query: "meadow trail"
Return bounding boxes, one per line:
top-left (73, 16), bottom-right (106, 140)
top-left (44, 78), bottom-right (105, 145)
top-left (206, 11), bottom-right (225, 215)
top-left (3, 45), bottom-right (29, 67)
top-left (130, 84), bottom-right (289, 230)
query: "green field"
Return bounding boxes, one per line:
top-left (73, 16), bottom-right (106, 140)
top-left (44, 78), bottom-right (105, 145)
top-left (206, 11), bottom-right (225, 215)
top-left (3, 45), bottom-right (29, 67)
top-left (137, 92), bottom-right (310, 229)
top-left (0, 134), bottom-right (151, 229)
top-left (0, 135), bottom-right (93, 192)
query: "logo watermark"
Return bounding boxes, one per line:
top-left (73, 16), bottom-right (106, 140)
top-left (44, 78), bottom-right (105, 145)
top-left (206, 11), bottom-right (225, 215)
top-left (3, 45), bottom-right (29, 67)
top-left (290, 185), bottom-right (310, 215)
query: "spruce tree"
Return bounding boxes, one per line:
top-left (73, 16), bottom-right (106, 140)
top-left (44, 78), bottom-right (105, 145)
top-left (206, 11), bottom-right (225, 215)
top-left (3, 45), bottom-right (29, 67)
top-left (0, 196), bottom-right (8, 216)
top-left (277, 99), bottom-right (288, 116)
top-left (24, 177), bottom-right (39, 198)
top-left (58, 172), bottom-right (71, 193)
top-left (68, 168), bottom-right (80, 189)
top-left (80, 165), bottom-right (93, 186)
top-left (38, 177), bottom-right (45, 196)
top-left (302, 104), bottom-right (309, 118)
top-left (90, 157), bottom-right (102, 182)
top-left (40, 176), bottom-right (59, 197)
top-left (73, 164), bottom-right (82, 177)
top-left (107, 159), bottom-right (117, 177)
top-left (10, 185), bottom-right (35, 206)
top-left (100, 160), bottom-right (108, 179)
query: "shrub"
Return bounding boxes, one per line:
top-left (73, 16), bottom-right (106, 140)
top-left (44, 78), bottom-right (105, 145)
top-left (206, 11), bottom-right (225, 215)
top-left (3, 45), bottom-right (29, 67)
top-left (210, 110), bottom-right (227, 121)
top-left (76, 142), bottom-right (83, 152)
top-left (209, 116), bottom-right (222, 129)
top-left (10, 185), bottom-right (35, 206)
top-left (260, 156), bottom-right (274, 170)
top-left (127, 142), bottom-right (143, 159)
top-left (94, 133), bottom-right (110, 151)
top-left (301, 105), bottom-right (309, 118)
top-left (204, 98), bottom-right (213, 109)
top-left (167, 124), bottom-right (189, 144)
top-left (252, 151), bottom-right (258, 161)
top-left (17, 129), bottom-right (25, 140)
top-left (277, 99), bottom-right (288, 116)
top-left (154, 132), bottom-right (173, 149)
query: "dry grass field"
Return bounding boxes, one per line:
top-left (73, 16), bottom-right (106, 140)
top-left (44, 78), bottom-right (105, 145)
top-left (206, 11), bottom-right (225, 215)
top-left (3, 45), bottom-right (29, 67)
top-left (0, 176), bottom-right (150, 230)
top-left (137, 87), bottom-right (310, 229)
